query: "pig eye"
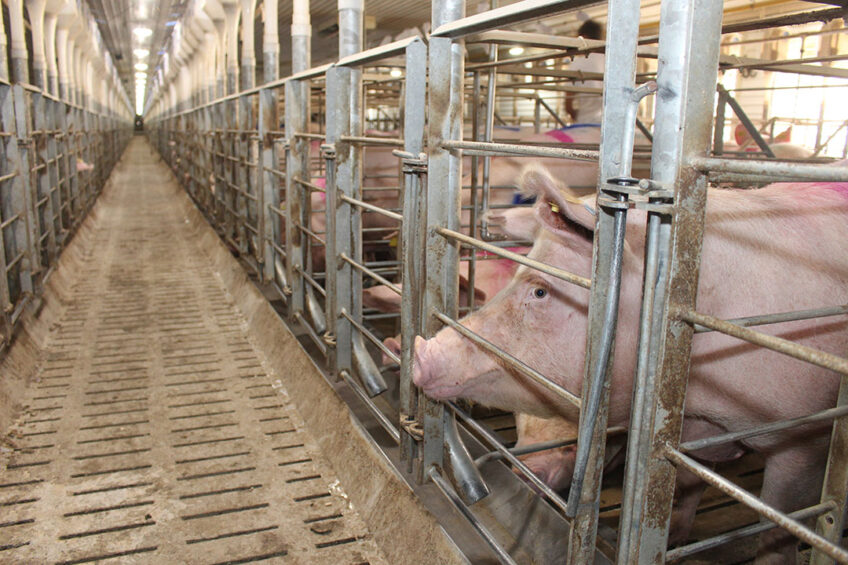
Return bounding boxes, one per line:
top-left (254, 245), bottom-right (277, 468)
top-left (533, 287), bottom-right (547, 299)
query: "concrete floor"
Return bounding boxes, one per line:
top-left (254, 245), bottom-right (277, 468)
top-left (0, 138), bottom-right (388, 565)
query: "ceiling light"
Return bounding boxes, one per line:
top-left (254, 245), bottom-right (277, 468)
top-left (509, 46), bottom-right (524, 56)
top-left (389, 69), bottom-right (402, 78)
top-left (135, 63), bottom-right (148, 71)
top-left (135, 72), bottom-right (147, 79)
top-left (133, 48), bottom-right (149, 58)
top-left (133, 27), bottom-right (153, 39)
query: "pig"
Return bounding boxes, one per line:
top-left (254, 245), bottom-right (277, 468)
top-left (75, 159), bottom-right (94, 172)
top-left (413, 163), bottom-right (848, 563)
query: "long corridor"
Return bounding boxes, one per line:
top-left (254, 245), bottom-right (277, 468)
top-left (0, 138), bottom-right (387, 565)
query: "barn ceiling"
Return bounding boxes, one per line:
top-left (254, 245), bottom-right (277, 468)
top-left (82, 0), bottom-right (843, 110)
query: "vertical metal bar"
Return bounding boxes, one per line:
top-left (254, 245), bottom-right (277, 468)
top-left (423, 0), bottom-right (465, 482)
top-left (237, 95), bottom-right (250, 255)
top-left (400, 37), bottom-right (427, 471)
top-left (713, 87), bottom-right (726, 155)
top-left (12, 85), bottom-right (37, 295)
top-left (285, 79), bottom-right (308, 321)
top-left (0, 84), bottom-right (15, 337)
top-left (617, 0), bottom-right (724, 562)
top-left (260, 87), bottom-right (279, 283)
top-left (565, 2), bottom-right (641, 561)
top-left (810, 375), bottom-right (848, 565)
top-left (34, 91), bottom-right (57, 266)
top-left (326, 65), bottom-right (351, 376)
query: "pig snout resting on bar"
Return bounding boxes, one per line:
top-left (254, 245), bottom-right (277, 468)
top-left (75, 159), bottom-right (94, 172)
top-left (413, 163), bottom-right (848, 563)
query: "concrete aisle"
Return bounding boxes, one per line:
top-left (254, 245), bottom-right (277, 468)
top-left (0, 137), bottom-right (388, 565)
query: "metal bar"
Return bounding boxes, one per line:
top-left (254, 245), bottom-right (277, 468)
top-left (437, 227), bottom-right (591, 288)
top-left (618, 0), bottom-right (725, 561)
top-left (341, 310), bottom-right (400, 366)
top-left (433, 311), bottom-right (581, 408)
top-left (680, 405), bottom-right (848, 453)
top-left (427, 467), bottom-right (518, 565)
top-left (399, 37), bottom-right (428, 473)
top-left (450, 401), bottom-right (571, 515)
top-left (339, 369), bottom-right (400, 443)
top-left (293, 311), bottom-right (328, 356)
top-left (340, 194), bottom-right (403, 221)
top-left (694, 304), bottom-right (848, 334)
top-left (294, 178), bottom-right (326, 193)
top-left (719, 85), bottom-right (774, 158)
top-left (679, 308), bottom-right (848, 376)
top-left (339, 135), bottom-right (404, 147)
top-left (296, 222), bottom-right (327, 247)
top-left (690, 156), bottom-right (848, 182)
top-left (666, 502), bottom-right (834, 561)
top-left (811, 374), bottom-right (848, 565)
top-left (431, 0), bottom-right (602, 39)
top-left (340, 253), bottom-right (401, 295)
top-left (665, 446), bottom-right (848, 564)
top-left (441, 139), bottom-right (598, 161)
top-left (336, 36), bottom-right (418, 68)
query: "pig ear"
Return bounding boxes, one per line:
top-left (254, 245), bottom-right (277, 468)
top-left (519, 164), bottom-right (596, 241)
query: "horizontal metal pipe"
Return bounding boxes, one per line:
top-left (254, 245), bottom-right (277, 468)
top-left (0, 171), bottom-right (19, 183)
top-left (340, 254), bottom-right (401, 295)
top-left (475, 426), bottom-right (626, 466)
top-left (694, 304), bottom-right (848, 334)
top-left (677, 308), bottom-right (848, 376)
top-left (339, 135), bottom-right (404, 147)
top-left (263, 167), bottom-right (287, 179)
top-left (441, 139), bottom-right (598, 162)
top-left (664, 446), bottom-right (848, 564)
top-left (434, 311), bottom-right (581, 408)
top-left (666, 502), bottom-right (835, 561)
top-left (431, 0), bottom-right (594, 39)
top-left (294, 178), bottom-right (326, 193)
top-left (690, 156), bottom-right (848, 182)
top-left (427, 466), bottom-right (519, 565)
top-left (294, 265), bottom-right (327, 298)
top-left (336, 36), bottom-right (418, 68)
top-left (450, 401), bottom-right (570, 516)
top-left (680, 404), bottom-right (848, 453)
top-left (340, 195), bottom-right (403, 221)
top-left (296, 223), bottom-right (327, 246)
top-left (338, 370), bottom-right (401, 443)
top-left (437, 227), bottom-right (591, 289)
top-left (341, 310), bottom-right (400, 365)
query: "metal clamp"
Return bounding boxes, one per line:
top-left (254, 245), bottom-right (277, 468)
top-left (320, 143), bottom-right (336, 160)
top-left (400, 414), bottom-right (424, 441)
top-left (392, 150), bottom-right (428, 174)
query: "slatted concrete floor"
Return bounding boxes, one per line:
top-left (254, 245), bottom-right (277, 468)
top-left (0, 138), bottom-right (388, 565)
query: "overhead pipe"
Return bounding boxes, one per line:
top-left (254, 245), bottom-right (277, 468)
top-left (222, 1), bottom-right (240, 94)
top-left (8, 0), bottom-right (29, 83)
top-left (291, 0), bottom-right (311, 73)
top-left (263, 0), bottom-right (279, 83)
top-left (26, 0), bottom-right (48, 89)
top-left (240, 0), bottom-right (257, 89)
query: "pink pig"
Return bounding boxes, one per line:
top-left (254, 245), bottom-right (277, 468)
top-left (413, 164), bottom-right (848, 563)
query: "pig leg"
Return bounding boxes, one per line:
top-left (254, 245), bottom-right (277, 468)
top-left (668, 466), bottom-right (708, 547)
top-left (755, 445), bottom-right (827, 565)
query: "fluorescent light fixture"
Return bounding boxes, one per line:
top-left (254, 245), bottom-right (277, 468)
top-left (135, 72), bottom-right (147, 79)
top-left (133, 27), bottom-right (153, 39)
top-left (389, 68), bottom-right (402, 78)
top-left (133, 48), bottom-right (149, 58)
top-left (135, 63), bottom-right (148, 71)
top-left (509, 46), bottom-right (524, 56)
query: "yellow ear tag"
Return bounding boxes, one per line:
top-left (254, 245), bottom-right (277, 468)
top-left (549, 202), bottom-right (560, 214)
top-left (389, 235), bottom-right (398, 248)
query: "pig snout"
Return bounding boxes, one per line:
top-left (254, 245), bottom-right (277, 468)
top-left (517, 447), bottom-right (577, 493)
top-left (412, 334), bottom-right (466, 399)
